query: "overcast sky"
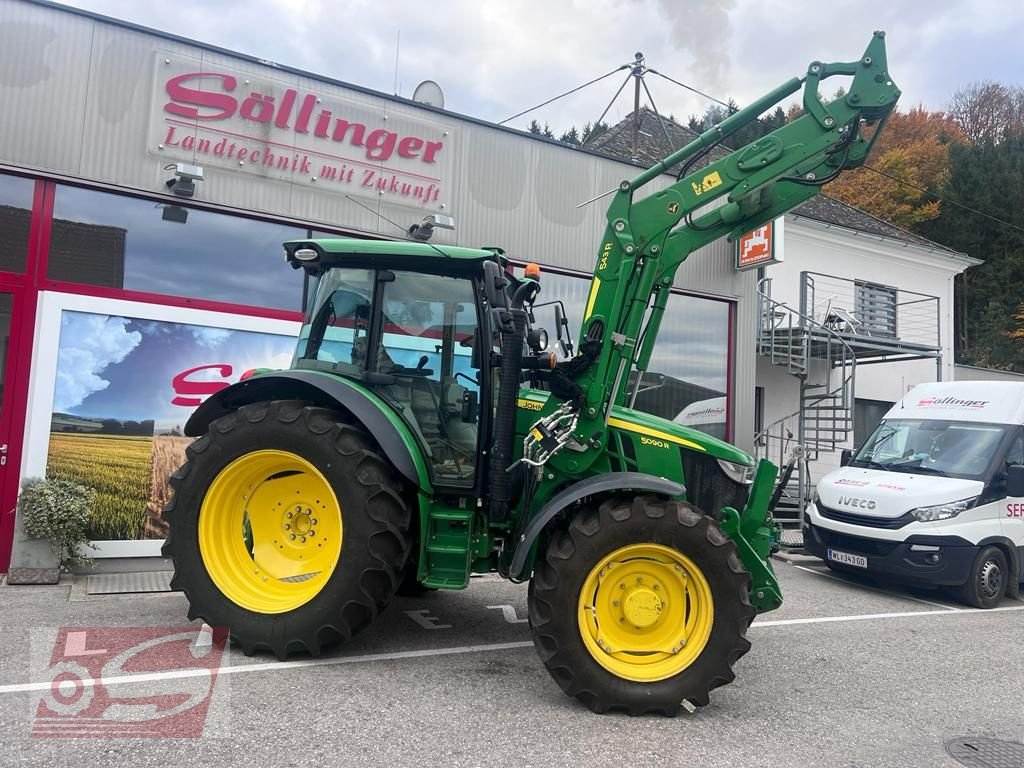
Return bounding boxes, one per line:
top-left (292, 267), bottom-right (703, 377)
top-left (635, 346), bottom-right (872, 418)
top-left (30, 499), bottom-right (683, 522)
top-left (55, 0), bottom-right (1024, 134)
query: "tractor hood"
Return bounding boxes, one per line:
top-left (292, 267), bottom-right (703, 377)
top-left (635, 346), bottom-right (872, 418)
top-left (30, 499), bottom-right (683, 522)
top-left (608, 405), bottom-right (752, 465)
top-left (817, 466), bottom-right (984, 520)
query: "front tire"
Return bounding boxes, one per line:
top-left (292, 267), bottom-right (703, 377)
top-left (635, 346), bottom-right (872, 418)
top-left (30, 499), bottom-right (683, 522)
top-left (162, 400), bottom-right (411, 658)
top-left (528, 496), bottom-right (755, 716)
top-left (957, 546), bottom-right (1007, 609)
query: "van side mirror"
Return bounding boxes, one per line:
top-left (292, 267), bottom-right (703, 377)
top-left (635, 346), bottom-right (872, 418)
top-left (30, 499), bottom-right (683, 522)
top-left (840, 449), bottom-right (854, 467)
top-left (1007, 464), bottom-right (1024, 497)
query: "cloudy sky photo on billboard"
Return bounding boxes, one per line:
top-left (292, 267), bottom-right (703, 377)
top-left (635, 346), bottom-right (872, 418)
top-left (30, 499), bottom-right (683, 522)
top-left (47, 309), bottom-right (296, 542)
top-left (53, 310), bottom-right (295, 423)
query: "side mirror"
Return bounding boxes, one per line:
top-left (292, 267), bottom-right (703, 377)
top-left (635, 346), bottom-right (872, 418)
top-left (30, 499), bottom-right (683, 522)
top-left (554, 303), bottom-right (568, 357)
top-left (1007, 464), bottom-right (1024, 497)
top-left (470, 337), bottom-right (481, 370)
top-left (482, 261), bottom-right (509, 309)
top-left (840, 448), bottom-right (854, 467)
top-left (554, 302), bottom-right (574, 357)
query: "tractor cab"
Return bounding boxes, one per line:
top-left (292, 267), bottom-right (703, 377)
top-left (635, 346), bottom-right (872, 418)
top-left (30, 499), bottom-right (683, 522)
top-left (283, 238), bottom-right (550, 493)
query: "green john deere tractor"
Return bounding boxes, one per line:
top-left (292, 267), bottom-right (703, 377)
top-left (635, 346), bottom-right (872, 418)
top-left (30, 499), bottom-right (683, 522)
top-left (163, 33), bottom-right (900, 715)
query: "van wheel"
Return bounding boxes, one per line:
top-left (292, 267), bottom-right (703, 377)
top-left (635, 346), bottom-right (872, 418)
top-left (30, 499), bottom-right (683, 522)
top-left (957, 546), bottom-right (1007, 609)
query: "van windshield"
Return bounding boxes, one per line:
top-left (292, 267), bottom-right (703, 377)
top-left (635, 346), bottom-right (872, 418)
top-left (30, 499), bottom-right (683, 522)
top-left (852, 419), bottom-right (1007, 479)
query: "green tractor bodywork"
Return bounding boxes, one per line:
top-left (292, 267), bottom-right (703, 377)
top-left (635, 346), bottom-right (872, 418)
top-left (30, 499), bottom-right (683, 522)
top-left (166, 34), bottom-right (899, 714)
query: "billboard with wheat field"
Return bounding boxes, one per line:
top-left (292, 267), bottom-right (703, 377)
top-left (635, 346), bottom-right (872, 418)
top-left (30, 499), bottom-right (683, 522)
top-left (46, 310), bottom-right (296, 541)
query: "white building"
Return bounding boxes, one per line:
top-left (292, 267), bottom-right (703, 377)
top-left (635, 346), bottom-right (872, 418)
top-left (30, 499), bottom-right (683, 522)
top-left (755, 199), bottom-right (980, 526)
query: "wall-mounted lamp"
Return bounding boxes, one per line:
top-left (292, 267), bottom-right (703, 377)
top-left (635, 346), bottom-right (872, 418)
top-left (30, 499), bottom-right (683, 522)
top-left (409, 213), bottom-right (455, 241)
top-left (165, 162), bottom-right (204, 198)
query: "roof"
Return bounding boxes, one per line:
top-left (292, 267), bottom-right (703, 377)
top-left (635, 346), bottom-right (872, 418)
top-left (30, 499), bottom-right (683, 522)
top-left (286, 238), bottom-right (501, 264)
top-left (586, 108), bottom-right (967, 258)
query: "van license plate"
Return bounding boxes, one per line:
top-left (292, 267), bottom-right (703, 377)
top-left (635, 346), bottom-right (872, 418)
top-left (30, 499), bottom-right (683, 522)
top-left (827, 549), bottom-right (867, 568)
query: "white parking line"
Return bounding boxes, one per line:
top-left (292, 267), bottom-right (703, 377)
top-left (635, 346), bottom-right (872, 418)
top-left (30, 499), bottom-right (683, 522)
top-left (792, 564), bottom-right (961, 611)
top-left (751, 604), bottom-right (1024, 628)
top-left (2, 604), bottom-right (1023, 696)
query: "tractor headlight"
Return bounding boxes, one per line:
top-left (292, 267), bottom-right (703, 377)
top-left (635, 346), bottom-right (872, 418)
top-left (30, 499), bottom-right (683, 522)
top-left (909, 497), bottom-right (978, 523)
top-left (718, 458), bottom-right (755, 485)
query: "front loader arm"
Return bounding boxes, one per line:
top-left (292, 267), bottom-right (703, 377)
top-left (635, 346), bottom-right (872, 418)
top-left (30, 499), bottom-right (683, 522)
top-left (557, 32), bottom-right (900, 457)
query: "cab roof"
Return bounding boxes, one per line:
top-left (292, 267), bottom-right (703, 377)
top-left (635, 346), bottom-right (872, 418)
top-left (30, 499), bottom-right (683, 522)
top-left (284, 238), bottom-right (505, 268)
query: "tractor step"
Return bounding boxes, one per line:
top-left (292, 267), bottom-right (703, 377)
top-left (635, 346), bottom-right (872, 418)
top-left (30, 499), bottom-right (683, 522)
top-left (425, 542), bottom-right (468, 554)
top-left (429, 509), bottom-right (474, 521)
top-left (421, 506), bottom-right (474, 589)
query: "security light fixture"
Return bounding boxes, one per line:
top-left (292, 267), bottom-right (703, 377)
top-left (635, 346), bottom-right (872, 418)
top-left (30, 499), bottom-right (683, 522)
top-left (165, 162), bottom-right (204, 198)
top-left (409, 213), bottom-right (455, 241)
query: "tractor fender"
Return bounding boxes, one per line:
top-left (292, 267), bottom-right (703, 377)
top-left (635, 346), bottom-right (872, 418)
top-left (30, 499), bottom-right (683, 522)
top-left (509, 472), bottom-right (685, 580)
top-left (184, 370), bottom-right (427, 490)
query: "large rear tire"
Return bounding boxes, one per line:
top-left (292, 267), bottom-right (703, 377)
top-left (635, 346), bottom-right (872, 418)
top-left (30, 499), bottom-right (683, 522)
top-left (162, 400), bottom-right (411, 659)
top-left (528, 496), bottom-right (755, 716)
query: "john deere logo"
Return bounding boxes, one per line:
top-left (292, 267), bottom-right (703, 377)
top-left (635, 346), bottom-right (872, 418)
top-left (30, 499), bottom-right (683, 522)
top-left (667, 201), bottom-right (680, 214)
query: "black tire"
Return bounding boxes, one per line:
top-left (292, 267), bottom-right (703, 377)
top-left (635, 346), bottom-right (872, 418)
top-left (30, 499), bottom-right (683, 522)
top-left (528, 495), bottom-right (755, 716)
top-left (957, 546), bottom-right (1007, 609)
top-left (395, 562), bottom-right (437, 597)
top-left (162, 400), bottom-right (411, 659)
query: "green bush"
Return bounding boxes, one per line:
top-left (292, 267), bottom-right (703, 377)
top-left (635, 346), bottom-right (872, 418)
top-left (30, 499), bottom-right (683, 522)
top-left (19, 477), bottom-right (97, 570)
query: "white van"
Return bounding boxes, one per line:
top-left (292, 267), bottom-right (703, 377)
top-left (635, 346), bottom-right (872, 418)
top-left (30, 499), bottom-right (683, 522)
top-left (673, 396), bottom-right (728, 439)
top-left (803, 381), bottom-right (1024, 608)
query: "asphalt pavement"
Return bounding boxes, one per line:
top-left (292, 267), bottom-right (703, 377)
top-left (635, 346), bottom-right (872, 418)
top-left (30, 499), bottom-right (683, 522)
top-left (0, 560), bottom-right (1022, 768)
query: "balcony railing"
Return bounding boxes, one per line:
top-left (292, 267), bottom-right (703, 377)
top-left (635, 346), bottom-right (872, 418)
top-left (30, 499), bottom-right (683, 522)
top-left (800, 271), bottom-right (940, 350)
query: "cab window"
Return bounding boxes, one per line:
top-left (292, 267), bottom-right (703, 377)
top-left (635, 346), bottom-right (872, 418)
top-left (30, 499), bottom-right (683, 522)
top-left (374, 271), bottom-right (482, 486)
top-left (293, 268), bottom-right (375, 374)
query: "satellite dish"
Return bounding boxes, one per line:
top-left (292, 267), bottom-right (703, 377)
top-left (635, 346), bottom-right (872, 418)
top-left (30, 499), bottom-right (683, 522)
top-left (412, 80), bottom-right (445, 109)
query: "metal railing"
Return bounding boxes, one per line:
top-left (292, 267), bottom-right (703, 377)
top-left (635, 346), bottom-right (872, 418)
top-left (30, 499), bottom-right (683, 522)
top-left (755, 278), bottom-right (857, 536)
top-left (801, 271), bottom-right (940, 349)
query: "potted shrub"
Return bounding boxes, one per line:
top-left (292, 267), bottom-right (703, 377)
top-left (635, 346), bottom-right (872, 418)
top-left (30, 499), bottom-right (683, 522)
top-left (16, 477), bottom-right (97, 577)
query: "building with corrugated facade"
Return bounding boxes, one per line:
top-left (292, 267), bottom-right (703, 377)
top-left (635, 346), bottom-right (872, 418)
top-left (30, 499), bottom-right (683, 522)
top-left (0, 0), bottom-right (976, 571)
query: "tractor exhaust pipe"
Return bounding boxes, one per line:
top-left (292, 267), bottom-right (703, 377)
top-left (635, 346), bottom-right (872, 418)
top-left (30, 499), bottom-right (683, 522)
top-left (488, 277), bottom-right (537, 522)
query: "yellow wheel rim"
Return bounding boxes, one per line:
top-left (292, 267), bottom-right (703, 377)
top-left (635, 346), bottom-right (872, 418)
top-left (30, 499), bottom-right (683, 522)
top-left (198, 450), bottom-right (342, 614)
top-left (577, 543), bottom-right (714, 682)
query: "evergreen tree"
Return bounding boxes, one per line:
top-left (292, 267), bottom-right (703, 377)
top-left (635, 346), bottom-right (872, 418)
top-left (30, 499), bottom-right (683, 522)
top-left (919, 133), bottom-right (1024, 369)
top-left (558, 126), bottom-right (581, 146)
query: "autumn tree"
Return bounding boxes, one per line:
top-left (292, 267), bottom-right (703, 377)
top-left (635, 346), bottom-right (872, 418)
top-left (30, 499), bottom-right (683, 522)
top-left (823, 105), bottom-right (965, 228)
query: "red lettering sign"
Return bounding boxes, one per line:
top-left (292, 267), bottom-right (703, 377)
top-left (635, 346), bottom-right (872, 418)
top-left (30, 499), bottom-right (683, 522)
top-left (1007, 503), bottom-right (1024, 518)
top-left (164, 73), bottom-right (237, 120)
top-left (163, 72), bottom-right (445, 165)
top-left (171, 364), bottom-right (233, 407)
